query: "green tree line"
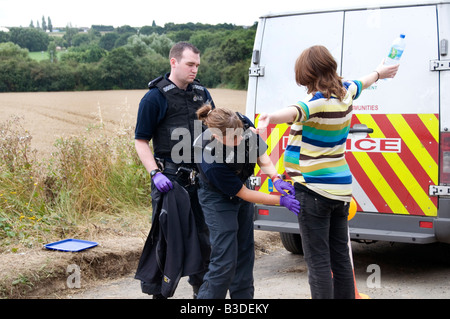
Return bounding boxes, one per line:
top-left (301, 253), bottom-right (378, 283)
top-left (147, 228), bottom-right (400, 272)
top-left (0, 22), bottom-right (257, 92)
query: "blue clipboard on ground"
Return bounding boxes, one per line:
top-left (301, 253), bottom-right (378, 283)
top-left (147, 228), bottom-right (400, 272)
top-left (44, 239), bottom-right (98, 252)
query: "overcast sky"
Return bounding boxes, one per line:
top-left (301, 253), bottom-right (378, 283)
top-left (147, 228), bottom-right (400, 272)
top-left (0, 0), bottom-right (417, 28)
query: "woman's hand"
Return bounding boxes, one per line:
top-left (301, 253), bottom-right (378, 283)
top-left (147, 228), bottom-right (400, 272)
top-left (256, 113), bottom-right (270, 134)
top-left (376, 59), bottom-right (400, 80)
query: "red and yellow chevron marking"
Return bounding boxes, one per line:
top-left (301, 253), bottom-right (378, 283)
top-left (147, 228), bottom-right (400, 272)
top-left (254, 113), bottom-right (439, 217)
top-left (347, 113), bottom-right (439, 217)
top-left (254, 114), bottom-right (291, 195)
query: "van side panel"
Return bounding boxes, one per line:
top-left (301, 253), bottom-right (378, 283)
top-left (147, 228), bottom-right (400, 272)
top-left (438, 3), bottom-right (450, 131)
top-left (435, 3), bottom-right (450, 244)
top-left (438, 4), bottom-right (450, 132)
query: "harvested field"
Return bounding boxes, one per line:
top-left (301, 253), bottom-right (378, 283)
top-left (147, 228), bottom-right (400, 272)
top-left (0, 89), bottom-right (247, 158)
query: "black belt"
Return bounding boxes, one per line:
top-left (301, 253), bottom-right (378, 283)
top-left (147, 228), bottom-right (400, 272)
top-left (155, 158), bottom-right (198, 186)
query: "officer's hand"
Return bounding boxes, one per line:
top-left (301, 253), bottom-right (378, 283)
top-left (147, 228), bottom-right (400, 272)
top-left (153, 173), bottom-right (174, 193)
top-left (280, 195), bottom-right (300, 215)
top-left (274, 179), bottom-right (295, 197)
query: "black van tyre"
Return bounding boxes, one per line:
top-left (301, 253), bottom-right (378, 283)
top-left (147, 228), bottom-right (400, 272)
top-left (279, 232), bottom-right (303, 255)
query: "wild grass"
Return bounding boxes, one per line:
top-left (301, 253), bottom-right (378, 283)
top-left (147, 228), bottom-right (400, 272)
top-left (0, 116), bottom-right (152, 252)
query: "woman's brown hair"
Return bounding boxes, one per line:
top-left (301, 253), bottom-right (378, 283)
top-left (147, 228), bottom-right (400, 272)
top-left (295, 45), bottom-right (346, 101)
top-left (196, 104), bottom-right (243, 136)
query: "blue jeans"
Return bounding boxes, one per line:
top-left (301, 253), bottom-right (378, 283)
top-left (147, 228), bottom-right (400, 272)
top-left (196, 179), bottom-right (255, 299)
top-left (296, 184), bottom-right (355, 299)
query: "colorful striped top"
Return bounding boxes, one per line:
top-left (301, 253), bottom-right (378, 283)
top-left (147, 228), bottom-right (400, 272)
top-left (284, 80), bottom-right (363, 202)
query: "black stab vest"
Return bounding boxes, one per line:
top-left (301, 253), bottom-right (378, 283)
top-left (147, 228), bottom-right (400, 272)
top-left (149, 75), bottom-right (209, 163)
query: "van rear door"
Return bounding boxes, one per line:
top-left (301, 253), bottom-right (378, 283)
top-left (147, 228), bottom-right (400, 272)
top-left (342, 5), bottom-right (440, 217)
top-left (248, 11), bottom-right (344, 118)
top-left (248, 11), bottom-right (345, 193)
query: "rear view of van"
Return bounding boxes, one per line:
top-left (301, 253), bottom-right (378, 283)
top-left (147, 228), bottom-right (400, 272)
top-left (247, 0), bottom-right (450, 252)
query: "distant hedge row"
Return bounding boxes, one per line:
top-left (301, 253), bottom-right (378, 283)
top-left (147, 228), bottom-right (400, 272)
top-left (0, 23), bottom-right (257, 92)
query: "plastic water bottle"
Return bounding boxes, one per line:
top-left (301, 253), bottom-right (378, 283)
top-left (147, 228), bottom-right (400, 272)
top-left (385, 34), bottom-right (406, 65)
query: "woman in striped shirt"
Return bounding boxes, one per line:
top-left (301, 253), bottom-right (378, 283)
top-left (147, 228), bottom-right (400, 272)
top-left (257, 45), bottom-right (399, 299)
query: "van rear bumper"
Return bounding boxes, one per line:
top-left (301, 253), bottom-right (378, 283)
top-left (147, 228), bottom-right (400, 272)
top-left (253, 205), bottom-right (299, 234)
top-left (253, 204), bottom-right (443, 244)
top-left (349, 213), bottom-right (437, 244)
top-left (349, 227), bottom-right (436, 244)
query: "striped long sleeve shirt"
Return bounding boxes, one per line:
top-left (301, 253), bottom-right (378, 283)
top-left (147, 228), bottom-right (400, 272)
top-left (284, 80), bottom-right (363, 202)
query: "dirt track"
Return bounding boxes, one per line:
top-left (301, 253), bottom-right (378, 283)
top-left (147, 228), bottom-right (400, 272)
top-left (66, 238), bottom-right (450, 299)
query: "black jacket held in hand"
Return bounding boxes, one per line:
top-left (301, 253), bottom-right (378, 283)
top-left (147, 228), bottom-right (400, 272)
top-left (135, 182), bottom-right (204, 298)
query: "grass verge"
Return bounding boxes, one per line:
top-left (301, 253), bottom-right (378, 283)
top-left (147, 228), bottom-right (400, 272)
top-left (0, 115), bottom-right (152, 253)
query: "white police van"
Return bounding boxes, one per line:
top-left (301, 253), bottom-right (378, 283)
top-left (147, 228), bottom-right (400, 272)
top-left (246, 0), bottom-right (450, 253)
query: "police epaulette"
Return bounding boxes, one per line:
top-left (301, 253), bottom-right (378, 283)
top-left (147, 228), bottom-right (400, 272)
top-left (148, 76), bottom-right (163, 89)
top-left (162, 84), bottom-right (176, 92)
top-left (236, 112), bottom-right (251, 130)
top-left (192, 84), bottom-right (205, 91)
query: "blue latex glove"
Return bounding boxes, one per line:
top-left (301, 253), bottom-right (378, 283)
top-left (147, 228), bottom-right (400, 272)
top-left (274, 179), bottom-right (295, 196)
top-left (280, 195), bottom-right (300, 215)
top-left (153, 173), bottom-right (173, 193)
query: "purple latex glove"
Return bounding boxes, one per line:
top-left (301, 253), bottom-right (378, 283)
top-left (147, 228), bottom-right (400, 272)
top-left (280, 195), bottom-right (300, 215)
top-left (153, 173), bottom-right (173, 193)
top-left (274, 179), bottom-right (295, 196)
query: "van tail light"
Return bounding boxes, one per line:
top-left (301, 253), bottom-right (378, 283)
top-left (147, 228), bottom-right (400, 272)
top-left (258, 209), bottom-right (269, 216)
top-left (440, 132), bottom-right (450, 184)
top-left (419, 221), bottom-right (433, 229)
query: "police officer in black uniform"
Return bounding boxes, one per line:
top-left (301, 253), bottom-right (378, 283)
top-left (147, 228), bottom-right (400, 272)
top-left (134, 42), bottom-right (214, 298)
top-left (194, 105), bottom-right (300, 299)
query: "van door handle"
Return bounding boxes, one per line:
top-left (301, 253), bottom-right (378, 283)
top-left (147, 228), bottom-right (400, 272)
top-left (349, 124), bottom-right (374, 134)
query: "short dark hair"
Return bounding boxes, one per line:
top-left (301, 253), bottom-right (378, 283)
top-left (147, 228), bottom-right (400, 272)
top-left (169, 42), bottom-right (200, 60)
